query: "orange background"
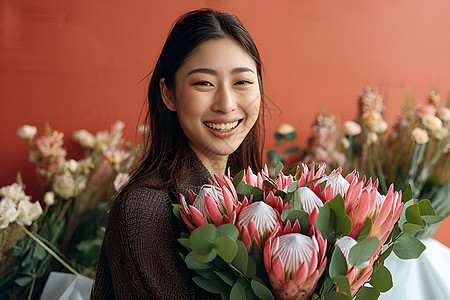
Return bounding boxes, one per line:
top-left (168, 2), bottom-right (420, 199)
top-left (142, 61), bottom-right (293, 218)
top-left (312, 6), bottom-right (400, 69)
top-left (1, 0), bottom-right (449, 246)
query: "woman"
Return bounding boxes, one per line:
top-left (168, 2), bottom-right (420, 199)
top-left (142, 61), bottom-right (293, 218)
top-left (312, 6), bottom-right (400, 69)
top-left (92, 9), bottom-right (265, 299)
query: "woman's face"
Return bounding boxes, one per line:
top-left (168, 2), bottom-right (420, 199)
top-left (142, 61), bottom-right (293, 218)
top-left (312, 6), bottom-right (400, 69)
top-left (161, 38), bottom-right (261, 163)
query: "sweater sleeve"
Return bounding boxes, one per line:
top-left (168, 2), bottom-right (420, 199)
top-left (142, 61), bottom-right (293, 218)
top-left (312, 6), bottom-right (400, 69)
top-left (98, 186), bottom-right (216, 299)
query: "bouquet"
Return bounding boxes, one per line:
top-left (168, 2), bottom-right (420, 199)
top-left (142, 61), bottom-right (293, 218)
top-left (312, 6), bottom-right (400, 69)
top-left (0, 121), bottom-right (136, 299)
top-left (174, 162), bottom-right (440, 299)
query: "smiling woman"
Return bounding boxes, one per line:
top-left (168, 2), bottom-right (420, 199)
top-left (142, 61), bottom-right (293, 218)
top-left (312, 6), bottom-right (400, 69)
top-left (91, 9), bottom-right (264, 299)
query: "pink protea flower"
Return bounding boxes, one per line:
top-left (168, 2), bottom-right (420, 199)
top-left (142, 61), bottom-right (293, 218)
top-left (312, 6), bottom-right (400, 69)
top-left (264, 191), bottom-right (288, 215)
top-left (295, 163), bottom-right (326, 188)
top-left (335, 236), bottom-right (381, 296)
top-left (243, 166), bottom-right (270, 190)
top-left (236, 201), bottom-right (282, 253)
top-left (179, 184), bottom-right (241, 231)
top-left (264, 222), bottom-right (327, 300)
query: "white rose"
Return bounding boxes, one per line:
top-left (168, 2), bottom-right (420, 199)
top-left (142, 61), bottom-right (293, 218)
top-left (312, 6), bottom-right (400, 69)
top-left (436, 107), bottom-right (450, 122)
top-left (343, 121), bottom-right (362, 136)
top-left (422, 114), bottom-right (442, 131)
top-left (17, 125), bottom-right (37, 140)
top-left (53, 172), bottom-right (76, 199)
top-left (73, 129), bottom-right (96, 149)
top-left (17, 199), bottom-right (43, 226)
top-left (114, 173), bottom-right (130, 192)
top-left (0, 198), bottom-right (20, 229)
top-left (0, 183), bottom-right (29, 203)
top-left (411, 127), bottom-right (429, 144)
top-left (44, 191), bottom-right (55, 206)
top-left (65, 159), bottom-right (79, 173)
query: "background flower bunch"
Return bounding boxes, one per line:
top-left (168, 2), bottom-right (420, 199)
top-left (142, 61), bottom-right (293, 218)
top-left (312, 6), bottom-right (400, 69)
top-left (174, 162), bottom-right (438, 299)
top-left (0, 121), bottom-right (137, 299)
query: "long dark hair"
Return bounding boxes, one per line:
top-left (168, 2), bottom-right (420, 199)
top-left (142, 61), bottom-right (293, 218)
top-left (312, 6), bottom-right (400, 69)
top-left (123, 9), bottom-right (265, 193)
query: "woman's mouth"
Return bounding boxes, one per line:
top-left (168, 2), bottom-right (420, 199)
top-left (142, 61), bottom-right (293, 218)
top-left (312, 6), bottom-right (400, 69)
top-left (203, 120), bottom-right (242, 132)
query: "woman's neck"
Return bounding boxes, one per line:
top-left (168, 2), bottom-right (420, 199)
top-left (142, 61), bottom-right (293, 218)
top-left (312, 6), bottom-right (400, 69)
top-left (192, 148), bottom-right (229, 178)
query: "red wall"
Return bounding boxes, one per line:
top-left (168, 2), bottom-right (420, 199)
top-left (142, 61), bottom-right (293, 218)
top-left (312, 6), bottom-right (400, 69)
top-left (1, 0), bottom-right (449, 246)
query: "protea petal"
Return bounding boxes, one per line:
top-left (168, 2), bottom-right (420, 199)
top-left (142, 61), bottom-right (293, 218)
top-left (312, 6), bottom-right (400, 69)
top-left (204, 194), bottom-right (224, 224)
top-left (189, 206), bottom-right (208, 227)
top-left (297, 187), bottom-right (323, 214)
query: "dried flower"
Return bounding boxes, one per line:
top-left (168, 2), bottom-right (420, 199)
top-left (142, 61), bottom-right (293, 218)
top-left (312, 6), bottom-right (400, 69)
top-left (411, 127), bottom-right (429, 144)
top-left (362, 111), bottom-right (382, 128)
top-left (73, 129), bottom-right (96, 149)
top-left (426, 90), bottom-right (441, 106)
top-left (422, 114), bottom-right (443, 131)
top-left (17, 125), bottom-right (38, 140)
top-left (343, 121), bottom-right (362, 136)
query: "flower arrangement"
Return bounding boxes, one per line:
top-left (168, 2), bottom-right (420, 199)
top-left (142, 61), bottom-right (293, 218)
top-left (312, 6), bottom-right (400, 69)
top-left (0, 121), bottom-right (137, 299)
top-left (174, 162), bottom-right (438, 299)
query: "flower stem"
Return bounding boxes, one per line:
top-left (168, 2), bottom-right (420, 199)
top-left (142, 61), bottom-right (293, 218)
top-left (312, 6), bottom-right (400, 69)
top-left (27, 269), bottom-right (36, 300)
top-left (371, 143), bottom-right (387, 194)
top-left (367, 143), bottom-right (376, 181)
top-left (17, 222), bottom-right (79, 276)
top-left (406, 143), bottom-right (420, 192)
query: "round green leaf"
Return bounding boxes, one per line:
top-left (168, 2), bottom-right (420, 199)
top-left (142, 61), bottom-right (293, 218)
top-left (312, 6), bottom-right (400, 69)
top-left (331, 275), bottom-right (351, 298)
top-left (251, 279), bottom-right (275, 300)
top-left (421, 215), bottom-right (444, 224)
top-left (189, 224), bottom-right (217, 255)
top-left (214, 270), bottom-right (237, 286)
top-left (348, 237), bottom-right (379, 269)
top-left (231, 240), bottom-right (248, 275)
top-left (369, 265), bottom-right (393, 292)
top-left (357, 218), bottom-right (372, 242)
top-left (354, 286), bottom-right (380, 300)
top-left (329, 247), bottom-right (348, 277)
top-left (393, 234), bottom-right (425, 259)
top-left (285, 131), bottom-right (297, 141)
top-left (214, 236), bottom-right (238, 263)
top-left (317, 202), bottom-right (334, 241)
top-left (402, 222), bottom-right (424, 234)
top-left (417, 199), bottom-right (436, 216)
top-left (230, 280), bottom-right (246, 300)
top-left (329, 195), bottom-right (352, 237)
top-left (217, 223), bottom-right (239, 240)
top-left (405, 204), bottom-right (425, 226)
top-left (193, 276), bottom-right (229, 294)
top-left (194, 249), bottom-right (217, 263)
top-left (325, 291), bottom-right (351, 300)
top-left (185, 252), bottom-right (211, 270)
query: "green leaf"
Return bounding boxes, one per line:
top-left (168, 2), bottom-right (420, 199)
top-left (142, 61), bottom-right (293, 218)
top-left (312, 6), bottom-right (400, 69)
top-left (285, 146), bottom-right (300, 155)
top-left (246, 256), bottom-right (257, 277)
top-left (263, 180), bottom-right (276, 189)
top-left (275, 161), bottom-right (284, 175)
top-left (217, 223), bottom-right (239, 240)
top-left (402, 185), bottom-right (413, 203)
top-left (354, 286), bottom-right (380, 300)
top-left (173, 204), bottom-right (181, 219)
top-left (285, 131), bottom-right (297, 141)
top-left (405, 204), bottom-right (425, 226)
top-left (375, 244), bottom-right (394, 266)
top-left (357, 218), bottom-right (372, 242)
top-left (417, 199), bottom-right (436, 216)
top-left (251, 278), bottom-right (275, 300)
top-left (230, 280), bottom-right (246, 300)
top-left (267, 150), bottom-right (284, 165)
top-left (316, 202), bottom-right (334, 241)
top-left (274, 132), bottom-right (284, 140)
top-left (369, 265), bottom-right (393, 292)
top-left (34, 244), bottom-right (46, 260)
top-left (231, 241), bottom-right (248, 275)
top-left (328, 195), bottom-right (352, 237)
top-left (348, 238), bottom-right (379, 269)
top-left (178, 238), bottom-right (190, 250)
top-left (421, 215), bottom-right (444, 224)
top-left (190, 224), bottom-right (217, 255)
top-left (282, 210), bottom-right (311, 235)
top-left (214, 270), bottom-right (237, 286)
top-left (214, 236), bottom-right (238, 263)
top-left (329, 246), bottom-right (348, 277)
top-left (194, 250), bottom-right (217, 263)
top-left (398, 199), bottom-right (414, 228)
top-left (14, 276), bottom-right (32, 287)
top-left (325, 291), bottom-right (351, 300)
top-left (287, 181), bottom-right (299, 193)
top-left (232, 170), bottom-right (244, 188)
top-left (185, 252), bottom-right (212, 270)
top-left (331, 275), bottom-right (351, 298)
top-left (402, 222), bottom-right (424, 234)
top-left (193, 276), bottom-right (229, 294)
top-left (393, 234), bottom-right (426, 259)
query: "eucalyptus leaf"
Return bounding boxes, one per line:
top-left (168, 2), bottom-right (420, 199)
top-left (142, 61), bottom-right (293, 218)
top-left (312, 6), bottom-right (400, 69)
top-left (231, 241), bottom-right (248, 275)
top-left (393, 234), bottom-right (425, 259)
top-left (285, 146), bottom-right (300, 155)
top-left (354, 286), bottom-right (380, 300)
top-left (316, 202), bottom-right (335, 241)
top-left (230, 280), bottom-right (246, 300)
top-left (357, 218), bottom-right (372, 242)
top-left (214, 270), bottom-right (237, 286)
top-left (178, 238), bottom-right (190, 250)
top-left (405, 204), bottom-right (424, 226)
top-left (417, 199), bottom-right (436, 216)
top-left (14, 276), bottom-right (32, 287)
top-left (328, 195), bottom-right (352, 237)
top-left (251, 278), bottom-right (275, 300)
top-left (217, 223), bottom-right (239, 240)
top-left (264, 180), bottom-right (276, 189)
top-left (402, 185), bottom-right (413, 203)
top-left (214, 236), bottom-right (238, 263)
top-left (189, 224), bottom-right (217, 255)
top-left (348, 238), bottom-right (379, 269)
top-left (193, 276), bottom-right (229, 294)
top-left (283, 210), bottom-right (311, 235)
top-left (275, 161), bottom-right (284, 175)
top-left (173, 204), bottom-right (181, 220)
top-left (34, 244), bottom-right (46, 260)
top-left (185, 252), bottom-right (212, 270)
top-left (421, 215), bottom-right (444, 224)
top-left (329, 246), bottom-right (348, 277)
top-left (369, 265), bottom-right (393, 292)
top-left (331, 275), bottom-right (351, 298)
top-left (232, 170), bottom-right (244, 188)
top-left (398, 199), bottom-right (414, 228)
top-left (402, 222), bottom-right (424, 234)
top-left (325, 291), bottom-right (351, 300)
top-left (374, 243), bottom-right (394, 266)
top-left (285, 131), bottom-right (297, 141)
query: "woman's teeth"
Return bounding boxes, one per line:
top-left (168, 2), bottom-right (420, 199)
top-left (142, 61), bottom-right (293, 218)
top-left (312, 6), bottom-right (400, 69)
top-left (204, 120), bottom-right (239, 131)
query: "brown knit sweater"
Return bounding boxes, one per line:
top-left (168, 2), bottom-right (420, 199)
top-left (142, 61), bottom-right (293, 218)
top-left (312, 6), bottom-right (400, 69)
top-left (91, 155), bottom-right (221, 299)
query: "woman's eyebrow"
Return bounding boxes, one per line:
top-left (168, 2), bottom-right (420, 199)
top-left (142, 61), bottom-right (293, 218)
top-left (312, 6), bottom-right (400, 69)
top-left (186, 67), bottom-right (255, 76)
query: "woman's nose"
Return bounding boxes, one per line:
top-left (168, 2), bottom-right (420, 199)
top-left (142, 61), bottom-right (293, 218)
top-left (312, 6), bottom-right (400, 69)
top-left (211, 86), bottom-right (237, 114)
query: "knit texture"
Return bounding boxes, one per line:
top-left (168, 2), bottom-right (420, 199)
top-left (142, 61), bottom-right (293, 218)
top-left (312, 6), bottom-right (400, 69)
top-left (91, 154), bottom-right (221, 299)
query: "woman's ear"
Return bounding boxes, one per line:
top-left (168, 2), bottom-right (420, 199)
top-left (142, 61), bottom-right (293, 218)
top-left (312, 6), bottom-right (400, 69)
top-left (160, 78), bottom-right (176, 111)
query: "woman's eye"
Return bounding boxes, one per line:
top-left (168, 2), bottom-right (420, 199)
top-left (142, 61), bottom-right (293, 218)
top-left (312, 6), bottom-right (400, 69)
top-left (235, 80), bottom-right (253, 85)
top-left (194, 81), bottom-right (213, 87)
